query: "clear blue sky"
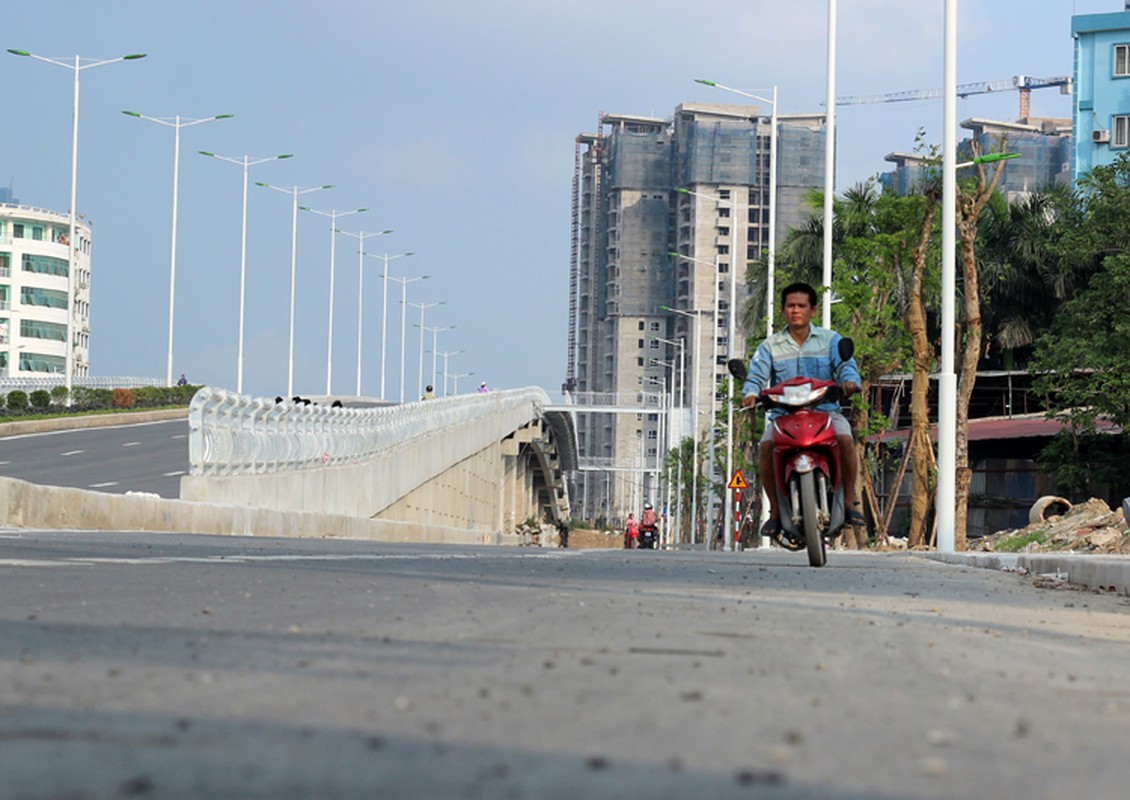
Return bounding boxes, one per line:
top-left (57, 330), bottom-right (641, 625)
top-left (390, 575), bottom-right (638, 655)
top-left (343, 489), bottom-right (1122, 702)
top-left (4, 0), bottom-right (1111, 400)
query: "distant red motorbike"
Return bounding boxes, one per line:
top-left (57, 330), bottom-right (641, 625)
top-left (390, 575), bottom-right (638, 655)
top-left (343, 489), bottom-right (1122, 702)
top-left (729, 341), bottom-right (853, 567)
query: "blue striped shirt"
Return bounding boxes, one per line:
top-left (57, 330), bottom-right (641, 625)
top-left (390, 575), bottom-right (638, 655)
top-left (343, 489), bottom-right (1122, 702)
top-left (742, 325), bottom-right (860, 418)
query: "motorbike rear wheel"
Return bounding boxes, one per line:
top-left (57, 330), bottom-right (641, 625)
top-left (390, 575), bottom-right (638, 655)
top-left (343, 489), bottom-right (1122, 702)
top-left (799, 471), bottom-right (826, 567)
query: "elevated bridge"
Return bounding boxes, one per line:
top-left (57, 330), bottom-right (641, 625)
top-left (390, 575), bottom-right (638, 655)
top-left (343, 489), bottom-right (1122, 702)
top-left (1, 387), bottom-right (576, 545)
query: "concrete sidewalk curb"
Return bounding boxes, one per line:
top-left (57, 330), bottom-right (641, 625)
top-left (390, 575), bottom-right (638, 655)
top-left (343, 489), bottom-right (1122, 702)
top-left (0, 408), bottom-right (189, 437)
top-left (922, 551), bottom-right (1130, 596)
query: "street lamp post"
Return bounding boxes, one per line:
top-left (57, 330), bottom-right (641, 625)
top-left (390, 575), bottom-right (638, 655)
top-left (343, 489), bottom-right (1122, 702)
top-left (437, 349), bottom-right (463, 397)
top-left (653, 338), bottom-right (685, 543)
top-left (365, 252), bottom-right (414, 400)
top-left (257, 181), bottom-right (333, 397)
top-left (337, 230), bottom-right (392, 396)
top-left (122, 110), bottom-right (232, 387)
top-left (422, 324), bottom-right (455, 391)
top-left (409, 300), bottom-right (444, 401)
top-left (823, 0), bottom-right (838, 328)
top-left (669, 251), bottom-right (722, 547)
top-left (9, 48), bottom-right (147, 397)
top-left (199, 151), bottom-right (294, 393)
top-left (387, 274), bottom-right (429, 403)
top-left (450, 371), bottom-right (474, 394)
top-left (939, 0), bottom-right (957, 553)
top-left (660, 305), bottom-right (704, 544)
top-left (300, 206), bottom-right (370, 395)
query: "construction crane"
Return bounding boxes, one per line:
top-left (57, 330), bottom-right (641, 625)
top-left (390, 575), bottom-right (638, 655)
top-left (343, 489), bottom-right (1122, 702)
top-left (837, 75), bottom-right (1072, 119)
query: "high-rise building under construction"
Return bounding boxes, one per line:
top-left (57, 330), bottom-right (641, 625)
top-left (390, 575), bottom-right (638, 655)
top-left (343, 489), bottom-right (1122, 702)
top-left (566, 102), bottom-right (827, 528)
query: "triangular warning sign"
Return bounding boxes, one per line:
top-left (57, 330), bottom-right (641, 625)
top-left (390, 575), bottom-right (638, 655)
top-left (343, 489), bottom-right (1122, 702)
top-left (728, 470), bottom-right (748, 490)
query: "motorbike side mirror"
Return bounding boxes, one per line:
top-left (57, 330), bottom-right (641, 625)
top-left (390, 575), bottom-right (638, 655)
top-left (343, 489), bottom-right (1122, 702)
top-left (838, 337), bottom-right (854, 362)
top-left (726, 358), bottom-right (748, 382)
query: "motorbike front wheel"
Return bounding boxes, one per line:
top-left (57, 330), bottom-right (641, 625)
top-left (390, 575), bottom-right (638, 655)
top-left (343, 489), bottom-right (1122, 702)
top-left (799, 471), bottom-right (827, 567)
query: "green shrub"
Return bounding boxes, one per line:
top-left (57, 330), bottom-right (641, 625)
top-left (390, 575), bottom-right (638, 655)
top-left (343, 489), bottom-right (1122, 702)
top-left (72, 386), bottom-right (112, 410)
top-left (6, 390), bottom-right (28, 411)
top-left (0, 392), bottom-right (5, 409)
top-left (29, 389), bottom-right (51, 409)
top-left (50, 385), bottom-right (69, 404)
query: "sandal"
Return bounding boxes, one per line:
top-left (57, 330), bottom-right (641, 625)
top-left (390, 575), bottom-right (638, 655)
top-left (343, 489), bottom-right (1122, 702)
top-left (760, 518), bottom-right (781, 538)
top-left (846, 505), bottom-right (866, 527)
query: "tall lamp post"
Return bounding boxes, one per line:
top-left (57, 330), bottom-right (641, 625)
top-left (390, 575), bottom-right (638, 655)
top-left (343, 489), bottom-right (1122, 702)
top-left (939, 0), bottom-right (957, 553)
top-left (300, 206), bottom-right (370, 395)
top-left (408, 300), bottom-right (444, 401)
top-left (337, 229), bottom-right (392, 396)
top-left (8, 48), bottom-right (147, 397)
top-left (199, 150), bottom-right (294, 394)
top-left (652, 338), bottom-right (685, 543)
top-left (669, 251), bottom-right (722, 547)
top-left (450, 372), bottom-right (475, 394)
top-left (422, 324), bottom-right (455, 391)
top-left (387, 274), bottom-right (429, 403)
top-left (122, 110), bottom-right (232, 387)
top-left (365, 251), bottom-right (414, 400)
top-left (691, 81), bottom-right (778, 337)
top-left (437, 349), bottom-right (464, 397)
top-left (256, 181), bottom-right (333, 397)
top-left (661, 305), bottom-right (704, 544)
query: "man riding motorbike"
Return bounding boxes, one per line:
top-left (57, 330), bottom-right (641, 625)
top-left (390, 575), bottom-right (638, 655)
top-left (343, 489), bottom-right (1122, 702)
top-left (740, 282), bottom-right (863, 546)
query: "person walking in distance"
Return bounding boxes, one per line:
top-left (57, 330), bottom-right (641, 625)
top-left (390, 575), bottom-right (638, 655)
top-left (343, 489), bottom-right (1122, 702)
top-left (624, 513), bottom-right (639, 549)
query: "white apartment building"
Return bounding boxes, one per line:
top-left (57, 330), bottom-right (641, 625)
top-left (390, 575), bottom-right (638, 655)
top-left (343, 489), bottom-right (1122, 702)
top-left (0, 204), bottom-right (92, 378)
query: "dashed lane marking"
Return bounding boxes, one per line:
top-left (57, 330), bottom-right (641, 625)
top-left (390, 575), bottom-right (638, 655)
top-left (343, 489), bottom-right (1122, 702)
top-left (88, 481), bottom-right (119, 488)
top-left (163, 470), bottom-right (185, 477)
top-left (122, 441), bottom-right (141, 447)
top-left (61, 450), bottom-right (84, 457)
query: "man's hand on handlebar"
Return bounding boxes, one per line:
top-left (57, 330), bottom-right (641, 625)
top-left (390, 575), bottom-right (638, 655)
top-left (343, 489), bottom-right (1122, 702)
top-left (839, 381), bottom-right (859, 398)
top-left (740, 394), bottom-right (758, 410)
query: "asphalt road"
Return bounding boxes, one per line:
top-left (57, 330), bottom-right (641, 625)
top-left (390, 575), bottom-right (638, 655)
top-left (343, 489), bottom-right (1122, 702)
top-left (1, 532), bottom-right (1128, 799)
top-left (0, 418), bottom-right (188, 497)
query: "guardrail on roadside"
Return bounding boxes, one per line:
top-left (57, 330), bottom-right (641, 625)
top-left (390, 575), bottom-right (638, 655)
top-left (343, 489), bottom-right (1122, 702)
top-left (187, 386), bottom-right (551, 477)
top-left (0, 376), bottom-right (164, 392)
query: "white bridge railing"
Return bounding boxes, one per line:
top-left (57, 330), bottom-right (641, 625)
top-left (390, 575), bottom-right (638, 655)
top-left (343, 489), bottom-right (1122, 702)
top-left (187, 386), bottom-right (551, 477)
top-left (559, 391), bottom-right (664, 409)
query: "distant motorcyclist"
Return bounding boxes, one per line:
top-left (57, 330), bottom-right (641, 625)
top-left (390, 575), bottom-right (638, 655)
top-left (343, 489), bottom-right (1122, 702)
top-left (740, 282), bottom-right (863, 543)
top-left (640, 502), bottom-right (658, 534)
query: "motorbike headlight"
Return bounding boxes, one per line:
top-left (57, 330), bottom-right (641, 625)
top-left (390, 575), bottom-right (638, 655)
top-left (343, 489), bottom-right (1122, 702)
top-left (794, 453), bottom-right (815, 472)
top-left (770, 383), bottom-right (828, 406)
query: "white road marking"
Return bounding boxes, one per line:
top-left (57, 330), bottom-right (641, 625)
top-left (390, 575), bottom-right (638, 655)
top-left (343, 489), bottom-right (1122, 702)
top-left (0, 551), bottom-right (572, 568)
top-left (163, 470), bottom-right (185, 477)
top-left (61, 450), bottom-right (84, 457)
top-left (89, 481), bottom-right (119, 488)
top-left (0, 461), bottom-right (10, 466)
top-left (170, 434), bottom-right (187, 440)
top-left (122, 441), bottom-right (141, 447)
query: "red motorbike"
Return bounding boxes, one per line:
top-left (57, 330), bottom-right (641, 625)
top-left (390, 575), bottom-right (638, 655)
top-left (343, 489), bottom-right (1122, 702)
top-left (729, 346), bottom-right (853, 567)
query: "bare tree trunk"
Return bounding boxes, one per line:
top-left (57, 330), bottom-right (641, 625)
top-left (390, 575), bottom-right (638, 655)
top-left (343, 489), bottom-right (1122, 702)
top-left (879, 439), bottom-right (913, 544)
top-left (906, 192), bottom-right (939, 548)
top-left (951, 142), bottom-right (1006, 551)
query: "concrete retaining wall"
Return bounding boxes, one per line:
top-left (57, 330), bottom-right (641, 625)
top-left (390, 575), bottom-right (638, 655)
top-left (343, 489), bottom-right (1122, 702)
top-left (0, 475), bottom-right (521, 545)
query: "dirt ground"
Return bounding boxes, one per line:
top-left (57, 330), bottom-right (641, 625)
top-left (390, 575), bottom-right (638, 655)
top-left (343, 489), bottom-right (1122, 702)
top-left (973, 497), bottom-right (1130, 555)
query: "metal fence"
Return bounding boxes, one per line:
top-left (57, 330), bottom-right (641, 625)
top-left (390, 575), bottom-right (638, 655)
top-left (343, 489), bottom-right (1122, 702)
top-left (0, 376), bottom-right (165, 393)
top-left (188, 386), bottom-right (551, 477)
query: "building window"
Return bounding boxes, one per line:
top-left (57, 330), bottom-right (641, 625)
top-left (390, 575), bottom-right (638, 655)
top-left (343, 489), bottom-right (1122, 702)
top-left (31, 226), bottom-right (44, 241)
top-left (22, 253), bottom-right (69, 277)
top-left (1117, 44), bottom-right (1130, 76)
top-left (13, 223), bottom-right (24, 239)
top-left (649, 339), bottom-right (659, 350)
top-left (718, 262), bottom-right (729, 273)
top-left (647, 430), bottom-right (658, 440)
top-left (20, 319), bottom-right (67, 341)
top-left (1115, 115), bottom-right (1130, 148)
top-left (20, 287), bottom-right (68, 309)
top-left (637, 357), bottom-right (644, 367)
top-left (638, 320), bottom-right (645, 330)
top-left (638, 338), bottom-right (645, 349)
top-left (716, 244), bottom-right (729, 255)
top-left (649, 321), bottom-right (660, 331)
